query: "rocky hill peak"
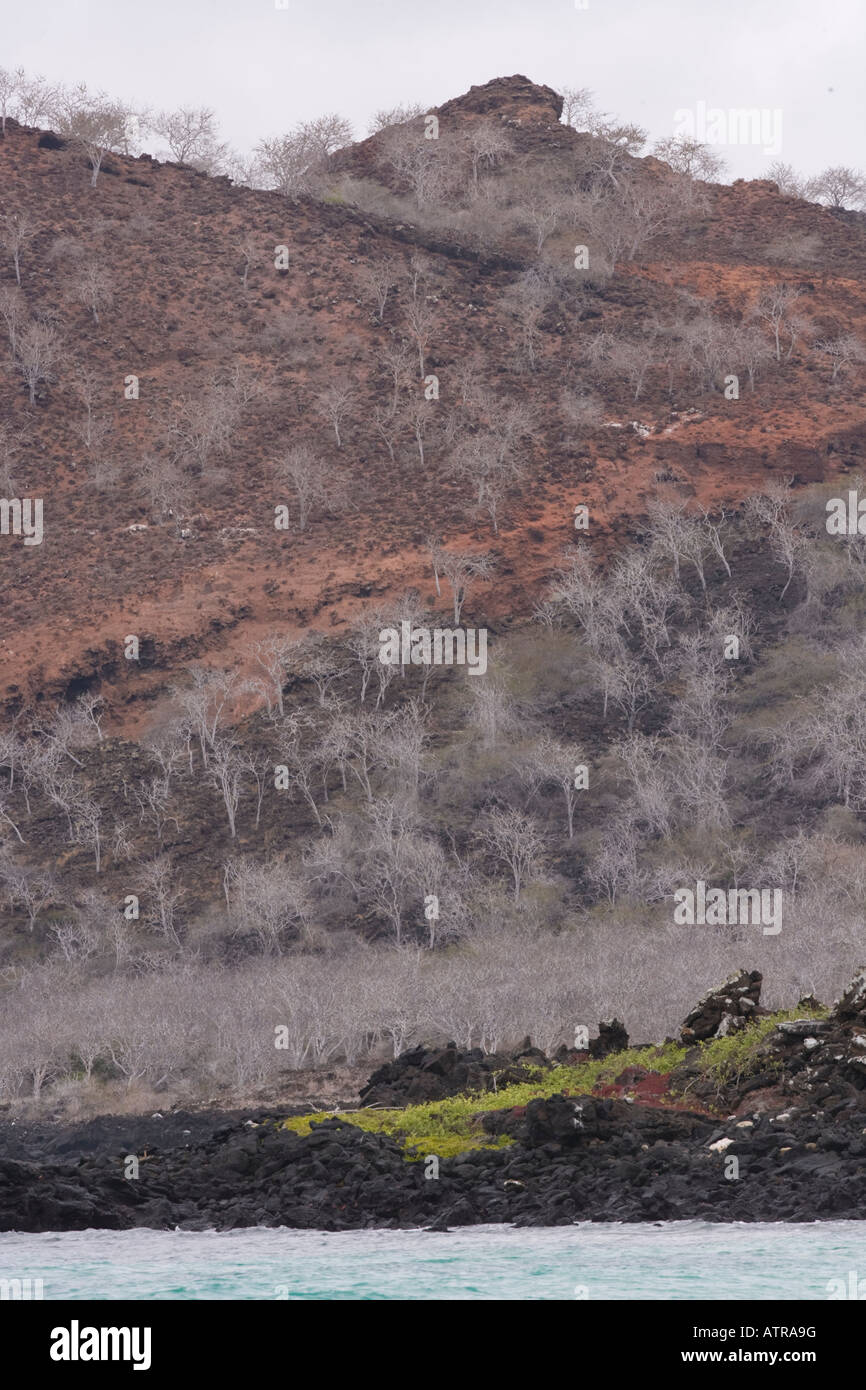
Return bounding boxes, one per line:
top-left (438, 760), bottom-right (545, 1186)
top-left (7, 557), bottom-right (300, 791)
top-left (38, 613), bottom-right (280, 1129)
top-left (436, 74), bottom-right (564, 126)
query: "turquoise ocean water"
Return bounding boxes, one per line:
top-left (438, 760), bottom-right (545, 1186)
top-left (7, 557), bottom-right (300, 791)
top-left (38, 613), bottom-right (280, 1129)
top-left (2, 1221), bottom-right (866, 1299)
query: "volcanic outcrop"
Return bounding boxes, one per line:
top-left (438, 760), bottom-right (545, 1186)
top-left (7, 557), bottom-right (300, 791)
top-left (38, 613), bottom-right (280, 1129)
top-left (4, 970), bottom-right (866, 1231)
top-left (680, 969), bottom-right (765, 1042)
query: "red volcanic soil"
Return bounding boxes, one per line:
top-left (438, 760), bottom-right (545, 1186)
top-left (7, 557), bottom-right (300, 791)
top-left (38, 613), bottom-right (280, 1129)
top-left (591, 1067), bottom-right (706, 1112)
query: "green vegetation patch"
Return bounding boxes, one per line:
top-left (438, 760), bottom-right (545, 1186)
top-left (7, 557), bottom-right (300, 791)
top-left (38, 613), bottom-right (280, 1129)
top-left (281, 1013), bottom-right (830, 1157)
top-left (281, 1042), bottom-right (686, 1157)
top-left (690, 1005), bottom-right (830, 1092)
top-left (282, 1009), bottom-right (835, 1155)
top-left (282, 1102), bottom-right (511, 1159)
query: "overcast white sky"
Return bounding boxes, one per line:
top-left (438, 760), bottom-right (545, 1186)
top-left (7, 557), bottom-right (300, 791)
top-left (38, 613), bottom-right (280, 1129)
top-left (2, 0), bottom-right (863, 179)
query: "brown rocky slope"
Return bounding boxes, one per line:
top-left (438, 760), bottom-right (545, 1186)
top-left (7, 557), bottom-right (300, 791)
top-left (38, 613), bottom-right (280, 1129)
top-left (0, 74), bottom-right (864, 724)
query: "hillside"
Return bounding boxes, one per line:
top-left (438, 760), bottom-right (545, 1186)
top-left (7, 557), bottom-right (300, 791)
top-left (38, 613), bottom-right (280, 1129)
top-left (1, 74), bottom-right (864, 714)
top-left (2, 74), bottom-right (866, 1117)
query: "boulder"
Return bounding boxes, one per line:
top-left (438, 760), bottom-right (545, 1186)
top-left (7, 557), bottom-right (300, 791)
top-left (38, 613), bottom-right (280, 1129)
top-left (589, 1018), bottom-right (629, 1058)
top-left (680, 969), bottom-right (764, 1042)
top-left (358, 1041), bottom-right (549, 1108)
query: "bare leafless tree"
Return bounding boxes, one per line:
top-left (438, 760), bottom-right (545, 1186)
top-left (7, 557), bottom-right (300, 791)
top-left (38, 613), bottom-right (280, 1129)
top-left (522, 187), bottom-right (563, 254)
top-left (70, 793), bottom-right (104, 872)
top-left (573, 174), bottom-right (696, 266)
top-left (293, 634), bottom-right (349, 707)
top-left (549, 548), bottom-right (625, 659)
top-left (297, 113), bottom-right (354, 164)
top-left (0, 66), bottom-right (23, 135)
top-left (745, 481), bottom-right (807, 599)
top-left (150, 106), bottom-right (226, 169)
top-left (70, 361), bottom-right (100, 447)
top-left (646, 499), bottom-right (702, 584)
top-left (377, 123), bottom-right (460, 207)
top-left (344, 610), bottom-right (388, 705)
top-left (0, 208), bottom-right (35, 286)
top-left (352, 796), bottom-right (436, 944)
top-left (431, 546), bottom-right (494, 623)
top-left (7, 69), bottom-right (58, 127)
top-left (808, 166), bottom-right (866, 210)
top-left (560, 86), bottom-right (646, 159)
top-left (652, 136), bottom-right (726, 180)
top-left (207, 735), bottom-right (245, 838)
top-left (133, 772), bottom-right (178, 847)
top-left (502, 266), bottom-right (558, 370)
top-left (0, 787), bottom-right (24, 844)
top-left (477, 808), bottom-right (545, 903)
top-left (237, 230), bottom-right (261, 292)
top-left (698, 506), bottom-right (733, 579)
top-left (766, 161), bottom-right (813, 200)
top-left (466, 675), bottom-right (517, 750)
top-left (172, 666), bottom-right (243, 768)
top-left (0, 860), bottom-right (56, 929)
top-left (379, 338), bottom-right (416, 415)
top-left (242, 746), bottom-right (272, 828)
top-left (355, 257), bottom-right (401, 323)
top-left (585, 329), bottom-right (658, 401)
top-left (583, 815), bottom-right (646, 904)
top-left (139, 855), bottom-right (185, 948)
top-left (404, 296), bottom-right (435, 379)
top-left (0, 727), bottom-right (23, 789)
top-left (274, 716), bottom-right (325, 826)
top-left (256, 114), bottom-right (352, 198)
top-left (623, 176), bottom-right (700, 260)
top-left (378, 701), bottom-right (429, 801)
top-left (49, 916), bottom-right (100, 965)
top-left (16, 320), bottom-right (62, 405)
top-left (559, 387), bottom-right (604, 443)
top-left (54, 84), bottom-right (132, 185)
top-left (613, 733), bottom-right (674, 836)
top-left (161, 379), bottom-right (242, 471)
top-left (607, 648), bottom-right (652, 731)
top-left (464, 119), bottom-right (513, 196)
top-left (225, 857), bottom-right (310, 955)
top-left (251, 634), bottom-right (298, 717)
top-left (275, 443), bottom-right (336, 530)
top-left (67, 257), bottom-right (114, 324)
top-left (521, 734), bottom-right (586, 839)
top-left (31, 699), bottom-right (101, 770)
top-left (315, 382), bottom-right (354, 448)
top-left (400, 395), bottom-right (433, 466)
top-left (751, 282), bottom-right (805, 362)
top-left (139, 453), bottom-right (192, 528)
top-left (671, 305), bottom-right (745, 391)
top-left (730, 322), bottom-right (773, 391)
top-left (558, 85), bottom-right (596, 132)
top-left (0, 284), bottom-right (26, 357)
top-left (814, 334), bottom-right (866, 383)
top-left (367, 103), bottom-right (426, 135)
top-left (450, 429), bottom-right (525, 534)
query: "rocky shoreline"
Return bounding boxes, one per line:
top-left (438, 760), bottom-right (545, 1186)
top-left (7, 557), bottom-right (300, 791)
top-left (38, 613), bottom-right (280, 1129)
top-left (3, 969), bottom-right (866, 1233)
